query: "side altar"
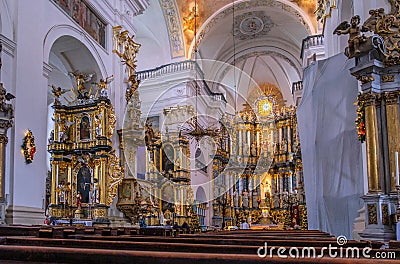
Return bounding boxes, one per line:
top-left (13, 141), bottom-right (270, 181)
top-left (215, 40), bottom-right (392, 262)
top-left (47, 74), bottom-right (123, 224)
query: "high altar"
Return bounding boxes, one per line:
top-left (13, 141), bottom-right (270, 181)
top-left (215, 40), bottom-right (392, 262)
top-left (211, 84), bottom-right (307, 229)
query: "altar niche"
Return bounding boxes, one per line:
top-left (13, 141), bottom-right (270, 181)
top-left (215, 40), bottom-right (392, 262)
top-left (47, 94), bottom-right (122, 224)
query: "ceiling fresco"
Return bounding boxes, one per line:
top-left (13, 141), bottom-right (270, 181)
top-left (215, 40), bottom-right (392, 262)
top-left (176, 0), bottom-right (317, 55)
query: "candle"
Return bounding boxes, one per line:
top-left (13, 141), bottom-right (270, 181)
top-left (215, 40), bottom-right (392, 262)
top-left (396, 152), bottom-right (399, 186)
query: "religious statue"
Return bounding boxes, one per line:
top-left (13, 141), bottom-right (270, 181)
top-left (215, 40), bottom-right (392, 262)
top-left (282, 191), bottom-right (289, 210)
top-left (68, 71), bottom-right (94, 99)
top-left (334, 15), bottom-right (369, 58)
top-left (49, 84), bottom-right (68, 105)
top-left (273, 193), bottom-right (280, 208)
top-left (112, 26), bottom-right (141, 102)
top-left (58, 181), bottom-right (66, 204)
top-left (64, 182), bottom-right (71, 205)
top-left (48, 130), bottom-right (54, 145)
top-left (94, 113), bottom-right (102, 137)
top-left (233, 190), bottom-right (239, 207)
top-left (242, 190), bottom-right (249, 208)
top-left (265, 191), bottom-right (271, 208)
top-left (76, 192), bottom-right (82, 209)
top-left (90, 178), bottom-right (99, 204)
top-left (93, 75), bottom-right (114, 98)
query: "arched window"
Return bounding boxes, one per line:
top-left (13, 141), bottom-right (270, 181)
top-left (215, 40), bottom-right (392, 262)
top-left (161, 144), bottom-right (174, 173)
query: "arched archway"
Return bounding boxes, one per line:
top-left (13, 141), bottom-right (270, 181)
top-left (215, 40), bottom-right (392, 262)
top-left (45, 33), bottom-right (106, 177)
top-left (43, 25), bottom-right (107, 78)
top-left (46, 34), bottom-right (104, 105)
top-left (196, 186), bottom-right (207, 202)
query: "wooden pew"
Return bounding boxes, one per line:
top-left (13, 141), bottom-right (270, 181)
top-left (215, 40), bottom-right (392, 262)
top-left (0, 245), bottom-right (398, 264)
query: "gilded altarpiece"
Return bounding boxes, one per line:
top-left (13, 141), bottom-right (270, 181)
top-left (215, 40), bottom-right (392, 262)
top-left (144, 107), bottom-right (194, 226)
top-left (211, 101), bottom-right (307, 229)
top-left (48, 96), bottom-right (123, 223)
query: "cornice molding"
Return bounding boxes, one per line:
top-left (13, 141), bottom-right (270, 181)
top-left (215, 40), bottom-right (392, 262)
top-left (0, 34), bottom-right (16, 58)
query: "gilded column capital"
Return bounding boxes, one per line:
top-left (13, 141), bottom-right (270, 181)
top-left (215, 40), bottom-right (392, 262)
top-left (0, 134), bottom-right (8, 144)
top-left (359, 92), bottom-right (381, 107)
top-left (384, 90), bottom-right (400, 105)
top-left (0, 119), bottom-right (13, 131)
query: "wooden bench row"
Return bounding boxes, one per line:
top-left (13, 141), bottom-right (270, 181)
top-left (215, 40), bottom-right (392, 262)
top-left (0, 244), bottom-right (398, 263)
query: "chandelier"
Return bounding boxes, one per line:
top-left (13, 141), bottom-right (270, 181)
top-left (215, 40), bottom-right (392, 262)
top-left (179, 0), bottom-right (218, 143)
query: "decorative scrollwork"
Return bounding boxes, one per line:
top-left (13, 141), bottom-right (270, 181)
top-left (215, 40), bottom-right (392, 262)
top-left (355, 97), bottom-right (366, 143)
top-left (106, 150), bottom-right (123, 206)
top-left (112, 26), bottom-right (141, 102)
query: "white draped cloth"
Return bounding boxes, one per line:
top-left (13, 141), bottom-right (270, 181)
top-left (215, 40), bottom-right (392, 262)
top-left (297, 53), bottom-right (364, 238)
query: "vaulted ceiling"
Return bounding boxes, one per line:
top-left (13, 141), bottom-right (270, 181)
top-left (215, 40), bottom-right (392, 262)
top-left (133, 0), bottom-right (317, 108)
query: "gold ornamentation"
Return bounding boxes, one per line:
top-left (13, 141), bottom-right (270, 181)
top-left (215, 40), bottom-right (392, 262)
top-left (367, 203), bottom-right (378, 225)
top-left (382, 75), bottom-right (395, 83)
top-left (381, 203), bottom-right (389, 225)
top-left (21, 130), bottom-right (36, 164)
top-left (106, 150), bottom-right (123, 206)
top-left (257, 98), bottom-right (273, 117)
top-left (93, 208), bottom-right (107, 218)
top-left (183, 5), bottom-right (198, 32)
top-left (384, 90), bottom-right (400, 105)
top-left (357, 75), bottom-right (374, 84)
top-left (355, 97), bottom-right (366, 143)
top-left (0, 135), bottom-right (8, 144)
top-left (362, 3), bottom-right (400, 65)
top-left (49, 85), bottom-right (68, 105)
top-left (112, 26), bottom-right (141, 102)
top-left (107, 110), bottom-right (116, 138)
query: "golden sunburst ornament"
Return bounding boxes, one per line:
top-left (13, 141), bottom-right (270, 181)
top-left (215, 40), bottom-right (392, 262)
top-left (257, 98), bottom-right (273, 117)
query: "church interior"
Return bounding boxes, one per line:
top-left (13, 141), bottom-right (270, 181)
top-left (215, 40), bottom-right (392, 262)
top-left (0, 0), bottom-right (400, 262)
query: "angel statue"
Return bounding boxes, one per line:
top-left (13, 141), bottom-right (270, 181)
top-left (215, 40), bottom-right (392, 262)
top-left (334, 15), bottom-right (370, 58)
top-left (68, 71), bottom-right (94, 99)
top-left (49, 84), bottom-right (68, 105)
top-left (93, 75), bottom-right (114, 98)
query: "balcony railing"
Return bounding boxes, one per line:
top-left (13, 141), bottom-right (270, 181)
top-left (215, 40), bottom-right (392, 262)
top-left (300, 34), bottom-right (324, 59)
top-left (292, 81), bottom-right (303, 94)
top-left (137, 60), bottom-right (202, 80)
top-left (137, 60), bottom-right (227, 103)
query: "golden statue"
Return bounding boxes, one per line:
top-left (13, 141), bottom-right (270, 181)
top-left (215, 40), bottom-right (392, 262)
top-left (113, 26), bottom-right (141, 102)
top-left (49, 84), bottom-right (68, 105)
top-left (93, 75), bottom-right (114, 98)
